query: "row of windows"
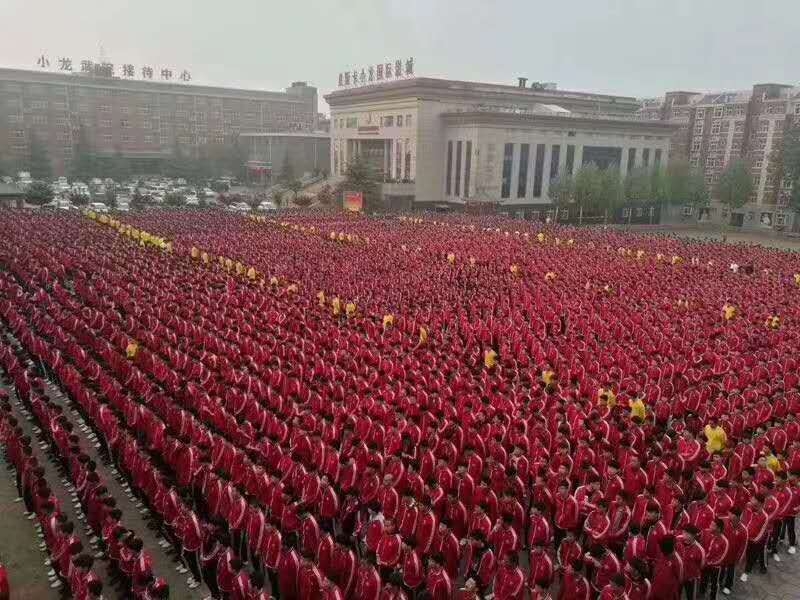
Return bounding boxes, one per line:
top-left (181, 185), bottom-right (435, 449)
top-left (336, 114), bottom-right (414, 130)
top-left (445, 140), bottom-right (472, 198)
top-left (500, 143), bottom-right (551, 199)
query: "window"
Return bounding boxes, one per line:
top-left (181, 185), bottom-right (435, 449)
top-left (120, 106), bottom-right (130, 114)
top-left (445, 141), bottom-right (453, 195)
top-left (695, 108), bottom-right (705, 119)
top-left (533, 144), bottom-right (546, 198)
top-left (144, 134), bottom-right (154, 144)
top-left (102, 134), bottom-right (113, 144)
top-left (795, 105), bottom-right (800, 115)
top-left (691, 140), bottom-right (701, 152)
top-left (565, 145), bottom-right (575, 175)
top-left (345, 117), bottom-right (358, 128)
top-left (395, 142), bottom-right (402, 180)
top-left (121, 134), bottom-right (133, 143)
top-left (753, 175), bottom-right (761, 187)
top-left (622, 208), bottom-right (631, 218)
top-left (55, 117), bottom-right (68, 127)
top-left (711, 122), bottom-right (721, 135)
top-left (714, 107), bottom-right (723, 118)
top-left (100, 119), bottom-right (111, 128)
top-left (29, 100), bottom-right (48, 110)
top-left (627, 148), bottom-right (636, 173)
top-left (463, 141), bottom-right (472, 198)
top-left (406, 115), bottom-right (412, 127)
top-left (32, 115), bottom-right (47, 125)
top-left (635, 207), bottom-right (644, 217)
top-left (99, 104), bottom-right (111, 112)
top-left (776, 213), bottom-right (787, 226)
top-left (654, 149), bottom-right (662, 169)
top-left (397, 115), bottom-right (403, 127)
top-left (501, 143), bottom-right (514, 199)
top-left (121, 119), bottom-right (131, 128)
top-left (682, 206), bottom-right (694, 216)
top-left (383, 116), bottom-right (394, 127)
top-left (143, 120), bottom-right (153, 129)
top-left (642, 148), bottom-right (650, 168)
top-left (7, 115), bottom-right (19, 124)
top-left (517, 143), bottom-right (530, 198)
top-left (550, 145), bottom-right (560, 181)
top-left (735, 105), bottom-right (746, 117)
top-left (13, 130), bottom-right (25, 139)
top-left (455, 141), bottom-right (463, 196)
top-left (694, 122), bottom-right (704, 135)
top-left (405, 149), bottom-right (411, 181)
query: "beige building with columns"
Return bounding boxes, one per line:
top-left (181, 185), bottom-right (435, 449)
top-left (326, 77), bottom-right (674, 211)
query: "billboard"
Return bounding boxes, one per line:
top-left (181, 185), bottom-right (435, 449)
top-left (343, 191), bottom-right (363, 212)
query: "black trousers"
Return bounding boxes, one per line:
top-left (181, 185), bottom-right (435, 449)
top-left (782, 516), bottom-right (797, 547)
top-left (682, 579), bottom-right (696, 600)
top-left (768, 521), bottom-right (783, 554)
top-left (745, 541), bottom-right (766, 573)
top-left (699, 567), bottom-right (720, 600)
top-left (267, 567), bottom-right (280, 599)
top-left (184, 549), bottom-right (202, 580)
top-left (721, 564), bottom-right (736, 591)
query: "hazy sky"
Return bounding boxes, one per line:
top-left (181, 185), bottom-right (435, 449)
top-left (4, 0), bottom-right (799, 114)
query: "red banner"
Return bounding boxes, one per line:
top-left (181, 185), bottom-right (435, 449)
top-left (343, 191), bottom-right (363, 212)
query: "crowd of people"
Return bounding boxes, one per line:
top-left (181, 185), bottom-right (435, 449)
top-left (0, 209), bottom-right (799, 600)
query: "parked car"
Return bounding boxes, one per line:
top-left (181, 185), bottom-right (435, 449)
top-left (257, 201), bottom-right (278, 212)
top-left (89, 202), bottom-right (109, 213)
top-left (227, 202), bottom-right (251, 213)
top-left (185, 198), bottom-right (200, 207)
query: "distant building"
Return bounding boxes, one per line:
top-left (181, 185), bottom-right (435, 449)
top-left (326, 77), bottom-right (674, 212)
top-left (639, 83), bottom-right (800, 229)
top-left (240, 132), bottom-right (330, 186)
top-left (0, 67), bottom-right (319, 176)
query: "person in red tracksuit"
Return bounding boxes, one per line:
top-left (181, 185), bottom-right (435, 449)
top-left (652, 536), bottom-right (683, 600)
top-left (277, 533), bottom-right (301, 600)
top-left (558, 560), bottom-right (591, 600)
top-left (598, 574), bottom-right (627, 600)
top-left (720, 510), bottom-right (747, 595)
top-left (699, 519), bottom-right (729, 600)
top-left (493, 552), bottom-right (525, 600)
top-left (554, 482), bottom-right (579, 548)
top-left (677, 526), bottom-right (705, 600)
top-left (741, 493), bottom-right (770, 579)
top-left (354, 553), bottom-right (381, 600)
top-left (425, 554), bottom-right (453, 600)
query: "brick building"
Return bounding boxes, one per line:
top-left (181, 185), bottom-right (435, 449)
top-left (0, 67), bottom-right (318, 176)
top-left (639, 83), bottom-right (800, 228)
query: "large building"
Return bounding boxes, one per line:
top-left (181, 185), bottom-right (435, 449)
top-left (326, 77), bottom-right (675, 211)
top-left (240, 131), bottom-right (330, 186)
top-left (0, 67), bottom-right (319, 175)
top-left (639, 83), bottom-right (800, 228)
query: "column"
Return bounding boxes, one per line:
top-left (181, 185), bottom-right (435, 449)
top-left (558, 142), bottom-right (568, 178)
top-left (541, 145), bottom-right (553, 200)
top-left (525, 141), bottom-right (536, 200)
top-left (573, 145), bottom-right (584, 172)
top-left (618, 147), bottom-right (629, 178)
top-left (509, 143), bottom-right (520, 201)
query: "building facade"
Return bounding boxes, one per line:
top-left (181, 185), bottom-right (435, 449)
top-left (0, 67), bottom-right (318, 176)
top-left (240, 132), bottom-right (330, 186)
top-left (639, 83), bottom-right (800, 229)
top-left (326, 77), bottom-right (674, 211)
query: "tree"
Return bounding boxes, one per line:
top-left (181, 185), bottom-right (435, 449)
top-left (104, 185), bottom-right (118, 208)
top-left (28, 133), bottom-right (52, 180)
top-left (573, 164), bottom-right (603, 213)
top-left (272, 189), bottom-right (284, 208)
top-left (624, 168), bottom-right (652, 205)
top-left (287, 179), bottom-right (303, 201)
top-left (24, 180), bottom-right (54, 206)
top-left (164, 192), bottom-right (185, 207)
top-left (598, 167), bottom-right (624, 216)
top-left (686, 169), bottom-right (710, 208)
top-left (317, 184), bottom-right (333, 206)
top-left (716, 159), bottom-right (753, 210)
top-left (548, 174), bottom-right (574, 209)
top-left (131, 190), bottom-right (147, 210)
top-left (293, 195), bottom-right (312, 208)
top-left (109, 150), bottom-right (130, 183)
top-left (210, 180), bottom-right (229, 193)
top-left (342, 153), bottom-right (380, 211)
top-left (663, 160), bottom-right (692, 205)
top-left (69, 191), bottom-right (90, 206)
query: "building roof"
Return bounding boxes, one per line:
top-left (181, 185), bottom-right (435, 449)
top-left (0, 67), bottom-right (310, 104)
top-left (441, 110), bottom-right (678, 135)
top-left (325, 77), bottom-right (640, 111)
top-left (238, 131), bottom-right (330, 139)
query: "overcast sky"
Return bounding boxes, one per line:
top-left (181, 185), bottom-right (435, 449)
top-left (4, 0), bottom-right (798, 114)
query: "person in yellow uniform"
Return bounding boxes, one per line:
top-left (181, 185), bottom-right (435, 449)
top-left (484, 349), bottom-right (498, 369)
top-left (345, 302), bottom-right (357, 318)
top-left (542, 369), bottom-right (556, 386)
top-left (125, 341), bottom-right (139, 360)
top-left (630, 397), bottom-right (646, 421)
top-left (722, 303), bottom-right (737, 321)
top-left (332, 297), bottom-right (342, 316)
top-left (317, 291), bottom-right (326, 307)
top-left (703, 417), bottom-right (728, 454)
top-left (419, 326), bottom-right (428, 346)
top-left (598, 388), bottom-right (617, 408)
top-left (383, 314), bottom-right (394, 330)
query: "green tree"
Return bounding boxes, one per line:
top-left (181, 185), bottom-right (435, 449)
top-left (104, 185), bottom-right (118, 208)
top-left (686, 169), bottom-right (710, 208)
top-left (342, 153), bottom-right (380, 210)
top-left (293, 195), bottom-right (312, 208)
top-left (573, 164), bottom-right (603, 213)
top-left (598, 167), bottom-right (624, 216)
top-left (272, 189), bottom-right (284, 208)
top-left (210, 180), bottom-right (229, 193)
top-left (716, 159), bottom-right (753, 210)
top-left (131, 189), bottom-right (147, 210)
top-left (624, 168), bottom-right (652, 204)
top-left (317, 184), bottom-right (333, 206)
top-left (287, 179), bottom-right (303, 201)
top-left (24, 180), bottom-right (54, 206)
top-left (663, 160), bottom-right (692, 204)
top-left (164, 191), bottom-right (185, 207)
top-left (109, 150), bottom-right (130, 183)
top-left (28, 133), bottom-right (52, 180)
top-left (548, 174), bottom-right (574, 210)
top-left (69, 191), bottom-right (90, 206)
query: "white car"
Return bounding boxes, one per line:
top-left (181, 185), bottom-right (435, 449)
top-left (56, 199), bottom-right (74, 211)
top-left (228, 202), bottom-right (251, 213)
top-left (89, 202), bottom-right (109, 213)
top-left (185, 198), bottom-right (200, 207)
top-left (257, 201), bottom-right (277, 212)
